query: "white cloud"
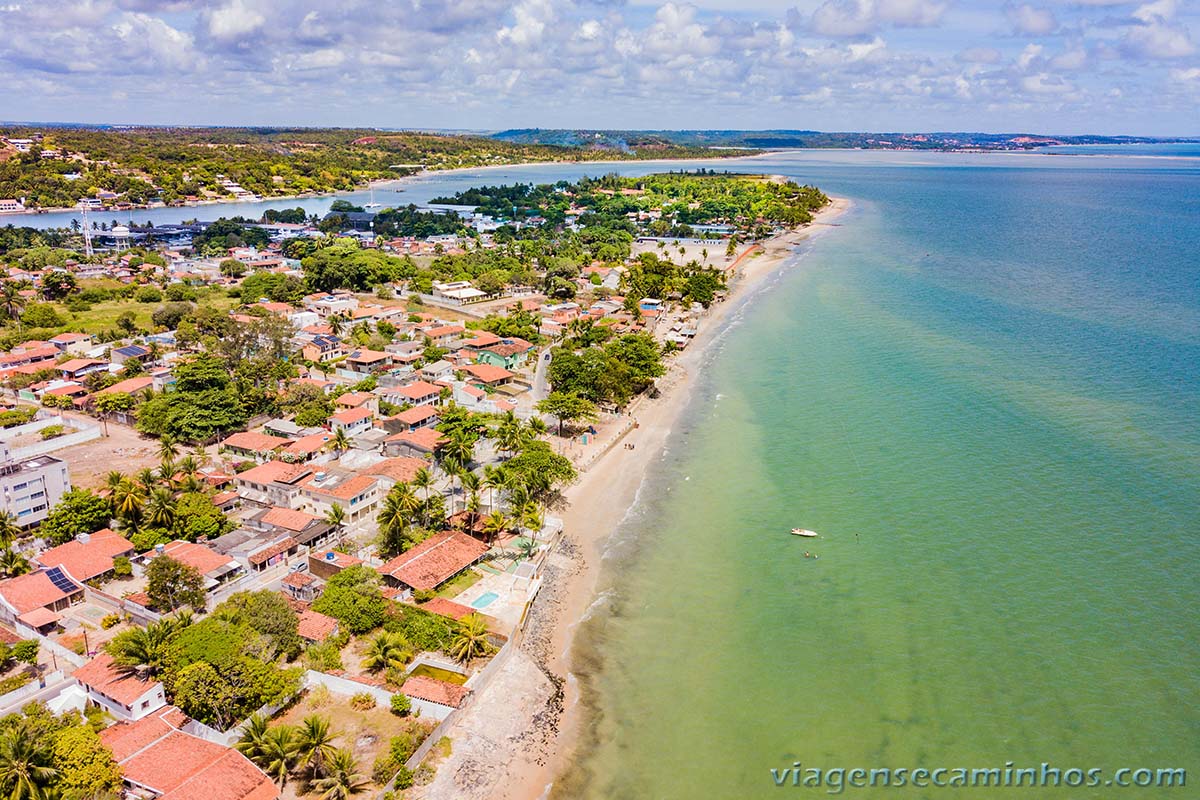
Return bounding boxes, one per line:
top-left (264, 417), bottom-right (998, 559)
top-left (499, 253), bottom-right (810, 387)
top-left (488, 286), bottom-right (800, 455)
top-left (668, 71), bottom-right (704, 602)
top-left (206, 0), bottom-right (264, 40)
top-left (1006, 3), bottom-right (1059, 36)
top-left (810, 0), bottom-right (948, 38)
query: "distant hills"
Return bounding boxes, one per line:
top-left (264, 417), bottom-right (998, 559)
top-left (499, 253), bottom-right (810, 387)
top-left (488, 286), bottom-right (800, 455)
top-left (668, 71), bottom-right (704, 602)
top-left (491, 129), bottom-right (1200, 152)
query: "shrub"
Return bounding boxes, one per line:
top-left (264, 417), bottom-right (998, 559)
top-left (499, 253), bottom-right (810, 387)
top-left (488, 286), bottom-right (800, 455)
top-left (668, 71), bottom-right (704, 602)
top-left (135, 286), bottom-right (163, 303)
top-left (350, 692), bottom-right (376, 711)
top-left (100, 614), bottom-right (121, 630)
top-left (306, 684), bottom-right (332, 708)
top-left (389, 693), bottom-right (411, 717)
top-left (12, 640), bottom-right (39, 664)
top-left (304, 641), bottom-right (343, 672)
top-left (39, 424), bottom-right (66, 440)
top-left (111, 556), bottom-right (132, 578)
top-left (0, 673), bottom-right (32, 695)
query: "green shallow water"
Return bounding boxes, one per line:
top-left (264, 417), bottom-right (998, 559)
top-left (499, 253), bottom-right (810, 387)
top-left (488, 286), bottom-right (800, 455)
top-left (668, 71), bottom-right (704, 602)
top-left (556, 154), bottom-right (1200, 799)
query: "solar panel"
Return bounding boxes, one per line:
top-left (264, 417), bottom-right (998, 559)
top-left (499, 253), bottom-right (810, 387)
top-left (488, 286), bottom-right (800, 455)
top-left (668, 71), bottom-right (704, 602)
top-left (45, 567), bottom-right (79, 593)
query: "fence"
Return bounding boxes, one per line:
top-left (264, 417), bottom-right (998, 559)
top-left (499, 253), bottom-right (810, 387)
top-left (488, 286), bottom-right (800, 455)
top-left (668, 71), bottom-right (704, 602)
top-left (2, 417), bottom-right (103, 459)
top-left (0, 670), bottom-right (65, 712)
top-left (83, 586), bottom-right (162, 626)
top-left (304, 670), bottom-right (395, 706)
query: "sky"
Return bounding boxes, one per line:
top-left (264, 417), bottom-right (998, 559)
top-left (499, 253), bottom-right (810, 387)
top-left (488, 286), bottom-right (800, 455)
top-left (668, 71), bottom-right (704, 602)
top-left (0, 0), bottom-right (1196, 135)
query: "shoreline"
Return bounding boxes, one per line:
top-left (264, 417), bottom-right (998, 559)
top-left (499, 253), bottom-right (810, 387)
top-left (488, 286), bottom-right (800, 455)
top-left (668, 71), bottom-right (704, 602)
top-left (499, 196), bottom-right (851, 800)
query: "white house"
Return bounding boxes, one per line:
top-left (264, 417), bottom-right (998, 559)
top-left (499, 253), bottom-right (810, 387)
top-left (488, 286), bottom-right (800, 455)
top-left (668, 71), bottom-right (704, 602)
top-left (73, 653), bottom-right (167, 721)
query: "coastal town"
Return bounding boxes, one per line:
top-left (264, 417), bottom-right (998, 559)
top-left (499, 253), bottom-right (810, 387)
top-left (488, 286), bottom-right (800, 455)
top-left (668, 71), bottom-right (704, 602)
top-left (0, 167), bottom-right (832, 800)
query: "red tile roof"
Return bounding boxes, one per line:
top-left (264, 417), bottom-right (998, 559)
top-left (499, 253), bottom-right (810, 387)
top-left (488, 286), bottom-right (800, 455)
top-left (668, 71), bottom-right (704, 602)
top-left (36, 529), bottom-right (133, 582)
top-left (296, 609), bottom-right (338, 642)
top-left (248, 537), bottom-right (297, 566)
top-left (282, 571), bottom-right (316, 588)
top-left (400, 675), bottom-right (470, 707)
top-left (391, 405), bottom-right (439, 425)
top-left (261, 507), bottom-right (318, 532)
top-left (330, 407), bottom-right (373, 425)
top-left (74, 652), bottom-right (160, 706)
top-left (283, 432), bottom-right (331, 455)
top-left (57, 358), bottom-right (106, 373)
top-left (100, 708), bottom-right (278, 800)
top-left (366, 457), bottom-right (427, 484)
top-left (301, 472), bottom-right (376, 501)
top-left (385, 427), bottom-right (446, 451)
top-left (100, 376), bottom-right (154, 396)
top-left (419, 597), bottom-right (474, 621)
top-left (378, 531), bottom-right (487, 591)
top-left (223, 431), bottom-right (290, 453)
top-left (237, 461), bottom-right (312, 486)
top-left (462, 363), bottom-right (514, 383)
top-left (0, 570), bottom-right (81, 614)
top-left (144, 541), bottom-right (235, 577)
top-left (394, 380), bottom-right (442, 401)
top-left (335, 391), bottom-right (375, 407)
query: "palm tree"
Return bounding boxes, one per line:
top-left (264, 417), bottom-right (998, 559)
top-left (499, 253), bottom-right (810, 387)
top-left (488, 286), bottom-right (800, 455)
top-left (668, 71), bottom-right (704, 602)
top-left (0, 548), bottom-right (30, 578)
top-left (360, 633), bottom-right (410, 673)
top-left (146, 487), bottom-right (176, 529)
top-left (376, 490), bottom-right (410, 556)
top-left (459, 471), bottom-right (481, 530)
top-left (235, 714), bottom-right (271, 764)
top-left (176, 455), bottom-right (200, 479)
top-left (482, 511), bottom-right (508, 546)
top-left (0, 513), bottom-right (21, 549)
top-left (259, 726), bottom-right (300, 787)
top-left (526, 416), bottom-right (548, 438)
top-left (481, 464), bottom-right (504, 514)
top-left (328, 313), bottom-right (348, 338)
top-left (517, 536), bottom-right (539, 561)
top-left (494, 412), bottom-right (523, 457)
top-left (294, 715), bottom-right (339, 779)
top-left (158, 434), bottom-right (180, 461)
top-left (0, 726), bottom-right (58, 800)
top-left (105, 470), bottom-right (126, 494)
top-left (157, 457), bottom-right (176, 485)
top-left (410, 468), bottom-right (433, 526)
top-left (177, 474), bottom-right (206, 495)
top-left (134, 468), bottom-right (158, 491)
top-left (314, 750), bottom-right (368, 800)
top-left (324, 503), bottom-right (346, 539)
top-left (0, 281), bottom-right (27, 324)
top-left (448, 614), bottom-right (492, 663)
top-left (112, 479), bottom-right (146, 529)
top-left (330, 427), bottom-right (351, 457)
top-left (108, 618), bottom-right (178, 678)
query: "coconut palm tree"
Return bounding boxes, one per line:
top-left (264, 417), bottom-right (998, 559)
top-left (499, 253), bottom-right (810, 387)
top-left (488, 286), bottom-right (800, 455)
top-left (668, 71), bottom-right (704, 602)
top-left (494, 412), bottom-right (523, 457)
top-left (112, 479), bottom-right (146, 529)
top-left (175, 455), bottom-right (200, 479)
top-left (459, 471), bottom-right (481, 530)
top-left (295, 715), bottom-right (339, 780)
top-left (314, 750), bottom-right (368, 800)
top-left (108, 617), bottom-right (179, 678)
top-left (259, 725), bottom-right (300, 787)
top-left (146, 487), bottom-right (176, 530)
top-left (525, 416), bottom-right (548, 438)
top-left (448, 614), bottom-right (491, 663)
top-left (481, 464), bottom-right (504, 514)
top-left (517, 536), bottom-right (539, 561)
top-left (0, 281), bottom-right (27, 324)
top-left (0, 548), bottom-right (30, 578)
top-left (235, 714), bottom-right (271, 764)
top-left (157, 434), bottom-right (180, 461)
top-left (360, 633), bottom-right (410, 673)
top-left (105, 470), bottom-right (126, 494)
top-left (177, 474), bottom-right (206, 495)
top-left (324, 503), bottom-right (346, 540)
top-left (482, 511), bottom-right (508, 546)
top-left (0, 725), bottom-right (58, 800)
top-left (134, 468), bottom-right (158, 491)
top-left (410, 468), bottom-right (433, 526)
top-left (330, 427), bottom-right (351, 457)
top-left (157, 457), bottom-right (176, 486)
top-left (376, 491), bottom-right (412, 557)
top-left (0, 513), bottom-right (21, 549)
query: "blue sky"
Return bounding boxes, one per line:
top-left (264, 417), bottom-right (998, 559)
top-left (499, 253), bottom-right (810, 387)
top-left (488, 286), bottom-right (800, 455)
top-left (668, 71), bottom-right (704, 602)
top-left (0, 0), bottom-right (1196, 135)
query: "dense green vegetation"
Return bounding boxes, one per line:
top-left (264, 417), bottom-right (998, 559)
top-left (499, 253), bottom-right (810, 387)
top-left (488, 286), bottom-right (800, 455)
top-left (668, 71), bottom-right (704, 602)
top-left (0, 127), bottom-right (752, 209)
top-left (0, 704), bottom-right (121, 800)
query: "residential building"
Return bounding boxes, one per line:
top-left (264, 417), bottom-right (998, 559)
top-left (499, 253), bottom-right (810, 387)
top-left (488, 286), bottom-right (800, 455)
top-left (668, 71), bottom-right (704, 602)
top-left (0, 442), bottom-right (70, 527)
top-left (298, 469), bottom-right (379, 525)
top-left (222, 431), bottom-right (290, 463)
top-left (235, 461), bottom-right (314, 507)
top-left (383, 427), bottom-right (446, 458)
top-left (296, 608), bottom-right (338, 643)
top-left (0, 568), bottom-right (84, 632)
top-left (461, 362), bottom-right (515, 389)
top-left (344, 349), bottom-right (392, 374)
top-left (329, 407), bottom-right (374, 437)
top-left (308, 549), bottom-right (362, 581)
top-left (139, 541), bottom-right (242, 593)
top-left (379, 380), bottom-right (442, 407)
top-left (382, 405), bottom-right (439, 434)
top-left (100, 707), bottom-right (279, 800)
top-left (377, 530), bottom-right (488, 593)
top-left (334, 391), bottom-right (379, 415)
top-left (73, 652), bottom-right (167, 722)
top-left (34, 529), bottom-right (134, 583)
top-left (399, 674), bottom-right (470, 721)
top-left (111, 344), bottom-right (150, 365)
top-left (55, 358), bottom-right (108, 380)
top-left (473, 338), bottom-right (534, 370)
top-left (49, 332), bottom-right (94, 355)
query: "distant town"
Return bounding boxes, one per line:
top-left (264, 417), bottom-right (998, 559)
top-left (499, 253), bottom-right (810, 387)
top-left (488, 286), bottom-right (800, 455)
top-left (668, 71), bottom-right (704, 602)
top-left (0, 167), bottom-right (829, 800)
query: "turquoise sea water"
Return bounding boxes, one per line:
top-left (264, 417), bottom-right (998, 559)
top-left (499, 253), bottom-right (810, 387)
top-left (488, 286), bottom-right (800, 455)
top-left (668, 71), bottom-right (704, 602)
top-left (547, 152), bottom-right (1200, 798)
top-left (12, 150), bottom-right (1196, 797)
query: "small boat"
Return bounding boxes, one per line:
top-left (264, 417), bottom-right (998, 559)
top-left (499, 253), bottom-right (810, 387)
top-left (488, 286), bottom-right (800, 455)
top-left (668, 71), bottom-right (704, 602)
top-left (791, 528), bottom-right (818, 537)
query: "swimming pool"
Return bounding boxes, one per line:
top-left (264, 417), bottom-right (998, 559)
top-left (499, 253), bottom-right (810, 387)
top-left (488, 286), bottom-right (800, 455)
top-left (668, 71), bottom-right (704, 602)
top-left (470, 591), bottom-right (499, 609)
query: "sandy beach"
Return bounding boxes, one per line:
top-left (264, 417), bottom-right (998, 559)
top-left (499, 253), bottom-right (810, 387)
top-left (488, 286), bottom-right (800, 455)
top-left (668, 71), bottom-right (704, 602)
top-left (414, 196), bottom-right (849, 800)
